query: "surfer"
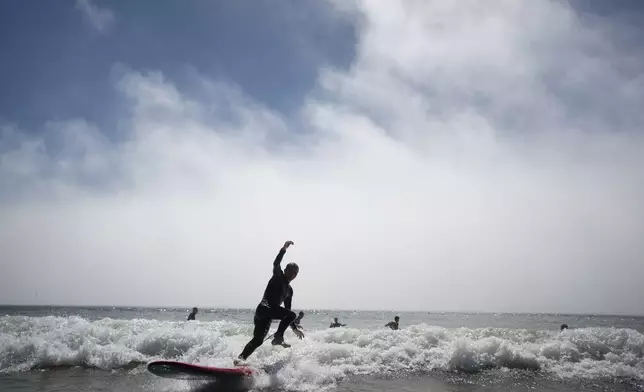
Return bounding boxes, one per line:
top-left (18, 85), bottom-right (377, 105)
top-left (329, 317), bottom-right (346, 328)
top-left (294, 311), bottom-right (304, 328)
top-left (236, 241), bottom-right (304, 364)
top-left (385, 316), bottom-right (400, 330)
top-left (187, 307), bottom-right (198, 321)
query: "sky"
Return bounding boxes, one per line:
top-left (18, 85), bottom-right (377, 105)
top-left (1, 0), bottom-right (644, 315)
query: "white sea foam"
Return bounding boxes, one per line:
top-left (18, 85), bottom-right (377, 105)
top-left (1, 316), bottom-right (642, 391)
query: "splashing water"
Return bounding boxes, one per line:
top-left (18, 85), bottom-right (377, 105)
top-left (1, 315), bottom-right (643, 391)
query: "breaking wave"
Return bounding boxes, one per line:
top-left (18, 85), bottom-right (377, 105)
top-left (1, 315), bottom-right (643, 390)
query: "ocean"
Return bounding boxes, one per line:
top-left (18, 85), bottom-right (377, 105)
top-left (1, 306), bottom-right (643, 392)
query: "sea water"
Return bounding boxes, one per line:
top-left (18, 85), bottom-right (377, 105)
top-left (1, 306), bottom-right (643, 391)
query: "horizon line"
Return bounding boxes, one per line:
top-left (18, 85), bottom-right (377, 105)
top-left (1, 303), bottom-right (642, 318)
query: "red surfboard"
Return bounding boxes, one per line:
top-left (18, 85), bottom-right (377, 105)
top-left (147, 360), bottom-right (257, 381)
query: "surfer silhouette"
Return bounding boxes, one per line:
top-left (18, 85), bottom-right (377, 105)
top-left (385, 316), bottom-right (400, 330)
top-left (187, 307), bottom-right (198, 321)
top-left (293, 311), bottom-right (304, 328)
top-left (329, 317), bottom-right (346, 328)
top-left (236, 241), bottom-right (304, 365)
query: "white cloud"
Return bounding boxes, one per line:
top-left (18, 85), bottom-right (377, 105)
top-left (1, 1), bottom-right (643, 314)
top-left (75, 0), bottom-right (114, 33)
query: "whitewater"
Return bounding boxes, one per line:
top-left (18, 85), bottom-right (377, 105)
top-left (1, 307), bottom-right (643, 392)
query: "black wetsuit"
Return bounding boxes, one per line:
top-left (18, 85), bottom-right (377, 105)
top-left (187, 312), bottom-right (195, 321)
top-left (239, 247), bottom-right (297, 360)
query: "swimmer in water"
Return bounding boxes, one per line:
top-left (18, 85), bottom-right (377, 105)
top-left (385, 316), bottom-right (400, 330)
top-left (329, 317), bottom-right (346, 328)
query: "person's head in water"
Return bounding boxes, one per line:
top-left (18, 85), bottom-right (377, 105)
top-left (394, 316), bottom-right (399, 322)
top-left (284, 262), bottom-right (299, 281)
top-left (192, 307), bottom-right (198, 314)
top-left (334, 317), bottom-right (339, 323)
top-left (560, 323), bottom-right (568, 331)
top-left (299, 311), bottom-right (304, 318)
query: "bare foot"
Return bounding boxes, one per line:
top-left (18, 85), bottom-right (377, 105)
top-left (233, 358), bottom-right (248, 366)
top-left (271, 338), bottom-right (291, 348)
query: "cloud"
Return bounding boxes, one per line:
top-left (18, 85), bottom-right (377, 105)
top-left (75, 0), bottom-right (114, 33)
top-left (1, 1), bottom-right (643, 314)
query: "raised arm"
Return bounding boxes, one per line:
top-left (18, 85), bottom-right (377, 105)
top-left (273, 240), bottom-right (294, 275)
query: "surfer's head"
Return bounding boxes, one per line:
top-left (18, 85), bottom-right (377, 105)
top-left (193, 307), bottom-right (198, 314)
top-left (560, 323), bottom-right (568, 331)
top-left (299, 311), bottom-right (304, 317)
top-left (284, 262), bottom-right (299, 281)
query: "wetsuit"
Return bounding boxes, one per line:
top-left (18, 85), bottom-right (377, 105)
top-left (239, 247), bottom-right (298, 360)
top-left (187, 312), bottom-right (195, 321)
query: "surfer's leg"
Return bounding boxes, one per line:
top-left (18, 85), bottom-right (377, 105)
top-left (271, 307), bottom-right (296, 343)
top-left (238, 316), bottom-right (271, 360)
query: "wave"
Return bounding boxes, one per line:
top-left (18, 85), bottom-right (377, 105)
top-left (1, 316), bottom-right (643, 388)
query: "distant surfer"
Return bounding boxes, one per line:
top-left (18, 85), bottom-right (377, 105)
top-left (560, 323), bottom-right (568, 331)
top-left (294, 311), bottom-right (305, 328)
top-left (235, 241), bottom-right (304, 365)
top-left (385, 316), bottom-right (400, 330)
top-left (187, 307), bottom-right (198, 321)
top-left (329, 317), bottom-right (346, 328)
